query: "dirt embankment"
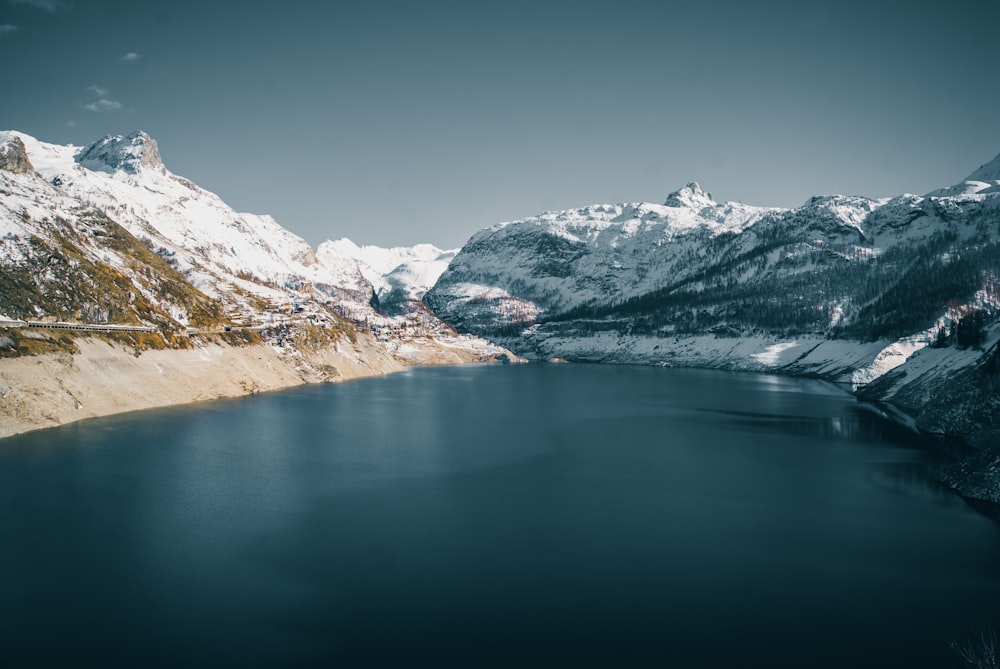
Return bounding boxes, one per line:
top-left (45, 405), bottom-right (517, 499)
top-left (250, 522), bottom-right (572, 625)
top-left (0, 330), bottom-right (508, 439)
top-left (0, 334), bottom-right (509, 437)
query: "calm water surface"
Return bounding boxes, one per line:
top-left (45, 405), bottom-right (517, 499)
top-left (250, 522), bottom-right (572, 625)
top-left (2, 364), bottom-right (999, 668)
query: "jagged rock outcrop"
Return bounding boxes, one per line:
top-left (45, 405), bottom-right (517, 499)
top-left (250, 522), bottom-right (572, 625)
top-left (663, 182), bottom-right (715, 209)
top-left (75, 130), bottom-right (165, 175)
top-left (0, 136), bottom-right (33, 174)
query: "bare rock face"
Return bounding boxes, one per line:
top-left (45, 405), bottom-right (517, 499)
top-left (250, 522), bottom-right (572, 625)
top-left (0, 136), bottom-right (34, 174)
top-left (298, 247), bottom-right (318, 267)
top-left (75, 130), bottom-right (166, 175)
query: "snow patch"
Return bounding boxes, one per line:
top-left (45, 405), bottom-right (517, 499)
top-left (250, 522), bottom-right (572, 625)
top-left (752, 341), bottom-right (800, 366)
top-left (851, 335), bottom-right (931, 390)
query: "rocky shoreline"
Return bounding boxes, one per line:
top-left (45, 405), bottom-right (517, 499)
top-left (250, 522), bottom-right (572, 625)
top-left (855, 395), bottom-right (1000, 512)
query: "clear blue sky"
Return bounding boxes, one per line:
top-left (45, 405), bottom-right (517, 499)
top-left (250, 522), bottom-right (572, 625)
top-left (2, 0), bottom-right (999, 248)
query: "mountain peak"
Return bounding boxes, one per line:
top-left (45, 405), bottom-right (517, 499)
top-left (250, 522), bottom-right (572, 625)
top-left (964, 152), bottom-right (1000, 183)
top-left (75, 130), bottom-right (165, 175)
top-left (664, 182), bottom-right (716, 209)
top-left (925, 151), bottom-right (1000, 197)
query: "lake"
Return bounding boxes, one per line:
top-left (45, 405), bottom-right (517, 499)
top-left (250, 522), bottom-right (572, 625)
top-left (2, 364), bottom-right (999, 668)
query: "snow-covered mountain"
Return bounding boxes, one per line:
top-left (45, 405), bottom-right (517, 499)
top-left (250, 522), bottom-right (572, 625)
top-left (425, 153), bottom-right (1000, 463)
top-left (429, 158), bottom-right (1000, 344)
top-left (5, 129), bottom-right (377, 317)
top-left (318, 237), bottom-right (457, 309)
top-left (424, 183), bottom-right (880, 334)
top-left (0, 129), bottom-right (504, 364)
top-left (0, 132), bottom-right (226, 334)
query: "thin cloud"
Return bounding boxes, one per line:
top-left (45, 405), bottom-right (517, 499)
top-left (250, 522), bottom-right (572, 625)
top-left (120, 52), bottom-right (140, 62)
top-left (84, 99), bottom-right (123, 112)
top-left (83, 85), bottom-right (123, 112)
top-left (7, 0), bottom-right (70, 13)
top-left (65, 120), bottom-right (77, 127)
top-left (0, 24), bottom-right (19, 34)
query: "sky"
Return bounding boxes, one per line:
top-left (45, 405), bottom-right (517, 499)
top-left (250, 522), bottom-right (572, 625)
top-left (2, 0), bottom-right (1000, 249)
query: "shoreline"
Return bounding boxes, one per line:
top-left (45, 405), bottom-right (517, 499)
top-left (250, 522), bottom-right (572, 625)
top-left (5, 336), bottom-right (996, 516)
top-left (512, 330), bottom-right (1000, 510)
top-left (0, 331), bottom-right (504, 440)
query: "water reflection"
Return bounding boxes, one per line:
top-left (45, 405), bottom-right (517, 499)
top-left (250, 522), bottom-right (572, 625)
top-left (867, 461), bottom-right (964, 506)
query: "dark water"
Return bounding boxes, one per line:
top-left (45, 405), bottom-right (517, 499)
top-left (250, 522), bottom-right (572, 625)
top-left (2, 365), bottom-right (999, 668)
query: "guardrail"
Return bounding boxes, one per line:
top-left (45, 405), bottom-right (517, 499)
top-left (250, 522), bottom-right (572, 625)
top-left (0, 320), bottom-right (278, 336)
top-left (0, 319), bottom-right (156, 333)
top-left (186, 325), bottom-right (270, 335)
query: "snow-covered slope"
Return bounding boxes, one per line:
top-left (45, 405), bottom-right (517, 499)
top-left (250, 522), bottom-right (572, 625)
top-left (425, 183), bottom-right (784, 331)
top-left (5, 130), bottom-right (374, 317)
top-left (0, 133), bottom-right (225, 331)
top-left (429, 162), bottom-right (1000, 343)
top-left (426, 152), bottom-right (1000, 457)
top-left (926, 152), bottom-right (1000, 197)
